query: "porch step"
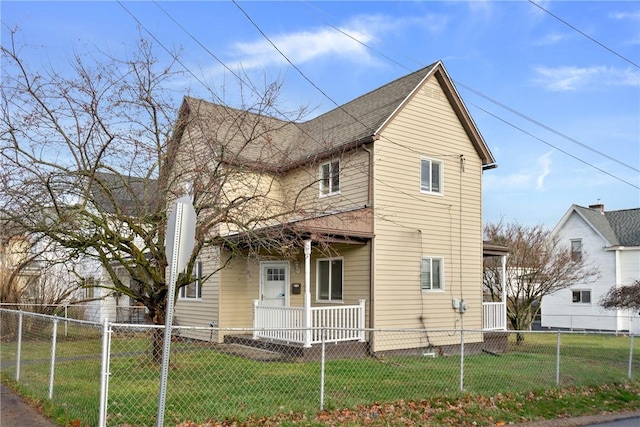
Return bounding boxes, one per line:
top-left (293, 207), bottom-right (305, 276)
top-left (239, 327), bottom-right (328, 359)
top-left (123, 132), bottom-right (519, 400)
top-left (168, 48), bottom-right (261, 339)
top-left (217, 343), bottom-right (288, 362)
top-left (223, 334), bottom-right (369, 362)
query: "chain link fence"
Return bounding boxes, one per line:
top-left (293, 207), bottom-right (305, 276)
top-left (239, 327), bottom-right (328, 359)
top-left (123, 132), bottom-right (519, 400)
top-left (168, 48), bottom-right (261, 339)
top-left (1, 308), bottom-right (638, 426)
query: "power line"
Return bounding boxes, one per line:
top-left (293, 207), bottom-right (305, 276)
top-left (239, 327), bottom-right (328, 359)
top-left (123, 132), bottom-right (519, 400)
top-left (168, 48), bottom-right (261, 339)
top-left (128, 0), bottom-right (639, 192)
top-left (115, 1), bottom-right (215, 98)
top-left (529, 0), bottom-right (640, 69)
top-left (296, 1), bottom-right (640, 183)
top-left (231, 1), bottom-right (366, 130)
top-left (471, 102), bottom-right (639, 190)
top-left (151, 0), bottom-right (261, 101)
top-left (231, 1), bottom-right (468, 161)
top-left (456, 83), bottom-right (640, 173)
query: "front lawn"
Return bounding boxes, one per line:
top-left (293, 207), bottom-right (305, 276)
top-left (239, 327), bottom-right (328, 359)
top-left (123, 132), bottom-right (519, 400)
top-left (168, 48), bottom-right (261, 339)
top-left (2, 331), bottom-right (638, 426)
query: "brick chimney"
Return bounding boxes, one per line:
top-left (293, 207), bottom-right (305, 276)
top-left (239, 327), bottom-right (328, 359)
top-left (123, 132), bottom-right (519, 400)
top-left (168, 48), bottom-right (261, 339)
top-left (589, 201), bottom-right (605, 213)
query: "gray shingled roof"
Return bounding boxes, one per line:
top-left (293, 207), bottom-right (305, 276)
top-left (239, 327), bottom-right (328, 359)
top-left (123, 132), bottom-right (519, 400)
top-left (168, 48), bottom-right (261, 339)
top-left (605, 208), bottom-right (640, 246)
top-left (299, 63), bottom-right (438, 151)
top-left (89, 172), bottom-right (159, 217)
top-left (574, 205), bottom-right (640, 246)
top-left (179, 62), bottom-right (483, 172)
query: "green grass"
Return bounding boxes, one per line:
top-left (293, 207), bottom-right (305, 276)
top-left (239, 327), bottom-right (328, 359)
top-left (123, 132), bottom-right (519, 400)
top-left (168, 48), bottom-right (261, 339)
top-left (2, 331), bottom-right (639, 426)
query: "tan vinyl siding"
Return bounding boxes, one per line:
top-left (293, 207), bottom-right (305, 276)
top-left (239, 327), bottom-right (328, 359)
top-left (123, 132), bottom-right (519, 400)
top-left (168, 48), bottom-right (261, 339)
top-left (372, 77), bottom-right (484, 351)
top-left (280, 149), bottom-right (370, 214)
top-left (219, 255), bottom-right (258, 334)
top-left (174, 247), bottom-right (221, 342)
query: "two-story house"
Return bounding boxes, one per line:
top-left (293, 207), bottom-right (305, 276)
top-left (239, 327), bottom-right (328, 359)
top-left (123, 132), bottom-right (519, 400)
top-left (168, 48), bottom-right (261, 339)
top-left (172, 61), bottom-right (502, 353)
top-left (541, 203), bottom-right (640, 333)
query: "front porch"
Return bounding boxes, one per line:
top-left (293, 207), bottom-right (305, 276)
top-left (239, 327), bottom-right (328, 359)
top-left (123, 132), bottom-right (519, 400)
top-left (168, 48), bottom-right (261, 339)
top-left (242, 238), bottom-right (508, 351)
top-left (251, 299), bottom-right (506, 348)
top-left (252, 299), bottom-right (366, 347)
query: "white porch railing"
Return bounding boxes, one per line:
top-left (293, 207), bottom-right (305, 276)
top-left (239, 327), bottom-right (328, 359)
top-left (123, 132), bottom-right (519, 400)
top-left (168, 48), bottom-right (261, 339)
top-left (253, 300), bottom-right (366, 346)
top-left (483, 302), bottom-right (507, 330)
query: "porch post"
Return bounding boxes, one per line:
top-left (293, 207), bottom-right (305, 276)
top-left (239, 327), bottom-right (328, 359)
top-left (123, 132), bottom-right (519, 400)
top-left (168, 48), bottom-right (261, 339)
top-left (501, 255), bottom-right (507, 331)
top-left (303, 239), bottom-right (312, 348)
top-left (253, 300), bottom-right (259, 340)
top-left (358, 299), bottom-right (366, 342)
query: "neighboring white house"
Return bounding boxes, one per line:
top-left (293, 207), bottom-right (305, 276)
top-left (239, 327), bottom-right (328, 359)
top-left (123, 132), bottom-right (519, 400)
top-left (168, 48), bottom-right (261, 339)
top-left (541, 203), bottom-right (640, 333)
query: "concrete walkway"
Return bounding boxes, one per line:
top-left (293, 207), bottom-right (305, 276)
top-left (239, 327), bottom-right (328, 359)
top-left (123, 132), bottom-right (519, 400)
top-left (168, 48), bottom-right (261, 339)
top-left (0, 383), bottom-right (58, 427)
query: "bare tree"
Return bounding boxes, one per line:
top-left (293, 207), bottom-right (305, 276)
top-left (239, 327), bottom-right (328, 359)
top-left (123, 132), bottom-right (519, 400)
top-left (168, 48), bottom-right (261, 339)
top-left (1, 31), bottom-right (346, 360)
top-left (483, 221), bottom-right (599, 338)
top-left (600, 280), bottom-right (640, 313)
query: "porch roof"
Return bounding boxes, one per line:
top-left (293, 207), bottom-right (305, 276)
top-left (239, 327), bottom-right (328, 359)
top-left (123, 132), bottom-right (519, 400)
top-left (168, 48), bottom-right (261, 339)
top-left (483, 241), bottom-right (509, 257)
top-left (221, 207), bottom-right (374, 250)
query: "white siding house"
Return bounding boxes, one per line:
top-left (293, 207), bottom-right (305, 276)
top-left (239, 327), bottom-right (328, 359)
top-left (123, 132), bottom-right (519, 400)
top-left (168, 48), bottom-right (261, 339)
top-left (541, 203), bottom-right (640, 333)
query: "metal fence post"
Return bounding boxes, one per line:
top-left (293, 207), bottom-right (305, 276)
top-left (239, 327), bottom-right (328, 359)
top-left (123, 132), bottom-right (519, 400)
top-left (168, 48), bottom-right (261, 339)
top-left (459, 329), bottom-right (465, 392)
top-left (555, 332), bottom-right (561, 386)
top-left (98, 317), bottom-right (112, 427)
top-left (64, 304), bottom-right (68, 337)
top-left (629, 333), bottom-right (634, 380)
top-left (48, 316), bottom-right (59, 400)
top-left (320, 327), bottom-right (326, 411)
top-left (16, 310), bottom-right (23, 382)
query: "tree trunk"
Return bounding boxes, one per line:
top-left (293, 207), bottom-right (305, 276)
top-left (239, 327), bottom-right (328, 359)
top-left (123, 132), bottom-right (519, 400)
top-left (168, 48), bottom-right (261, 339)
top-left (149, 302), bottom-right (167, 364)
top-left (152, 328), bottom-right (164, 364)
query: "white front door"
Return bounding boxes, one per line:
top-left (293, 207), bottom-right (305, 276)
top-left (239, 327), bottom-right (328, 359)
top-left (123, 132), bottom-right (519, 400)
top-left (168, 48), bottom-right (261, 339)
top-left (261, 262), bottom-right (288, 307)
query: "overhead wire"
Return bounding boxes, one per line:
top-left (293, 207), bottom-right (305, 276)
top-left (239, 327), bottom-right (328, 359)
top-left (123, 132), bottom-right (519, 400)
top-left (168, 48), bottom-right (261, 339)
top-left (457, 83), bottom-right (640, 174)
top-left (472, 103), bottom-right (639, 189)
top-left (297, 0), bottom-right (640, 181)
top-left (529, 0), bottom-right (640, 69)
top-left (115, 1), bottom-right (214, 97)
top-left (122, 0), bottom-right (637, 192)
top-left (115, 0), bottom-right (463, 237)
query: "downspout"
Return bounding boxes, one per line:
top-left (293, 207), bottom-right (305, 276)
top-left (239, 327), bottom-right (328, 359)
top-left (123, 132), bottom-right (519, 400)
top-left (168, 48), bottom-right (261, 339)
top-left (303, 239), bottom-right (312, 348)
top-left (362, 143), bottom-right (374, 206)
top-left (615, 249), bottom-right (622, 332)
top-left (362, 143), bottom-right (375, 349)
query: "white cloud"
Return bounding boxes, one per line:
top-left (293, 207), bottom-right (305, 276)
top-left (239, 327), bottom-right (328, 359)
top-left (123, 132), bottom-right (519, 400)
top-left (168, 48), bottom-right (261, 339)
top-left (226, 15), bottom-right (396, 72)
top-left (532, 32), bottom-right (568, 46)
top-left (608, 11), bottom-right (640, 21)
top-left (535, 151), bottom-right (552, 191)
top-left (484, 152), bottom-right (553, 193)
top-left (532, 65), bottom-right (640, 91)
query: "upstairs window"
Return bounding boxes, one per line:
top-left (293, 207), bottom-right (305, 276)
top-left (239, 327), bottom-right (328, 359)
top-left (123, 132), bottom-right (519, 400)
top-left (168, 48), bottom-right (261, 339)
top-left (572, 289), bottom-right (591, 304)
top-left (570, 239), bottom-right (583, 262)
top-left (421, 257), bottom-right (443, 291)
top-left (420, 158), bottom-right (443, 194)
top-left (317, 258), bottom-right (343, 301)
top-left (83, 277), bottom-right (98, 300)
top-left (180, 260), bottom-right (203, 300)
top-left (320, 160), bottom-right (340, 196)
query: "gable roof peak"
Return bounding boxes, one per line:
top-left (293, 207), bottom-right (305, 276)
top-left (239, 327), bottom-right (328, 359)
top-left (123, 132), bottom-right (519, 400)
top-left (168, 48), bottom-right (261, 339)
top-left (175, 60), bottom-right (496, 170)
top-left (564, 204), bottom-right (640, 247)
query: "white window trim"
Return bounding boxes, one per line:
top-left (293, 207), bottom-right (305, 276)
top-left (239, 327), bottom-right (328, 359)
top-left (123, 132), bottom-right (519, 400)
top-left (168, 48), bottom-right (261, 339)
top-left (420, 157), bottom-right (444, 195)
top-left (571, 289), bottom-right (591, 304)
top-left (179, 260), bottom-right (203, 300)
top-left (315, 257), bottom-right (344, 303)
top-left (319, 159), bottom-right (340, 197)
top-left (421, 256), bottom-right (445, 292)
top-left (570, 239), bottom-right (583, 261)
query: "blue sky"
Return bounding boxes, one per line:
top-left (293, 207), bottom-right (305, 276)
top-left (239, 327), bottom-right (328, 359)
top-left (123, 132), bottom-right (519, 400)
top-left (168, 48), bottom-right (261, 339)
top-left (2, 1), bottom-right (639, 228)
